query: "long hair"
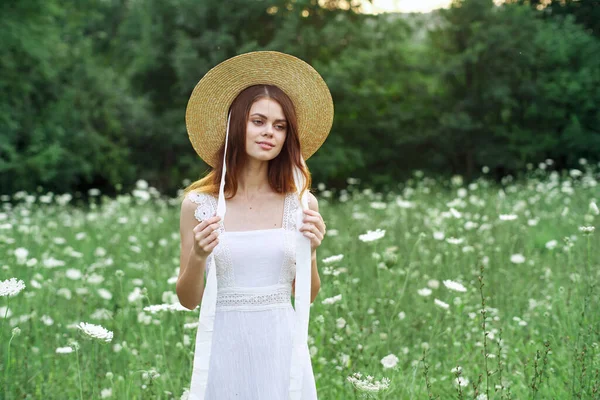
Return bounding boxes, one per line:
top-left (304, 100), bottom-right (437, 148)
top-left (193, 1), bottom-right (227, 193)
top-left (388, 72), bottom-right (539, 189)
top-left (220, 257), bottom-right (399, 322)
top-left (181, 84), bottom-right (312, 202)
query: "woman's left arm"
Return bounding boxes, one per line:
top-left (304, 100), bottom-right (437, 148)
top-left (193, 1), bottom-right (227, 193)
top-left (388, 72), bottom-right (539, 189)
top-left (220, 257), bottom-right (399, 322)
top-left (293, 191), bottom-right (324, 303)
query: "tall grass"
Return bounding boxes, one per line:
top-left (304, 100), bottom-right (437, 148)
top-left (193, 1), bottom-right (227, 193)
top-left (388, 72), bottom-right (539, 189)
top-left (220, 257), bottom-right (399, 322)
top-left (1, 159), bottom-right (599, 399)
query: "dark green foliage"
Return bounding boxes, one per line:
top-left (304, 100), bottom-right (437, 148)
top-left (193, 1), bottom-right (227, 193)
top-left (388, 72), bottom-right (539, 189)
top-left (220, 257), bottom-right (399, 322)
top-left (0, 0), bottom-right (598, 196)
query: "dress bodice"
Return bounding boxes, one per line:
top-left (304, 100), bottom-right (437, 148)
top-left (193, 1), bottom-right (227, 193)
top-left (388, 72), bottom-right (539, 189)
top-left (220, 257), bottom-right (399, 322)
top-left (187, 191), bottom-right (299, 311)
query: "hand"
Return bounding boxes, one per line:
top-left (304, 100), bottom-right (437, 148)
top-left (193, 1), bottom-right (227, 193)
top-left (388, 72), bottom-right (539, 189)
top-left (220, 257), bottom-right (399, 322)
top-left (192, 215), bottom-right (221, 261)
top-left (299, 209), bottom-right (326, 254)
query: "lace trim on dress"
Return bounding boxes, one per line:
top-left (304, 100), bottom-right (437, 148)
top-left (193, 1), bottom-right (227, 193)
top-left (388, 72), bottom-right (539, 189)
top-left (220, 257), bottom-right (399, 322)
top-left (216, 284), bottom-right (292, 312)
top-left (279, 192), bottom-right (298, 284)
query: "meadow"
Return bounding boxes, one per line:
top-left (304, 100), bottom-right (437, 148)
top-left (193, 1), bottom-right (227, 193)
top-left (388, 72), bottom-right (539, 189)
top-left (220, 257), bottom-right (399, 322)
top-left (1, 159), bottom-right (599, 399)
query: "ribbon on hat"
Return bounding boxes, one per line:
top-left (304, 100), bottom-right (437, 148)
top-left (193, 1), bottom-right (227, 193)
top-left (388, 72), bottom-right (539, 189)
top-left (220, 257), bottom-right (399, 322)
top-left (288, 157), bottom-right (312, 399)
top-left (189, 110), bottom-right (312, 399)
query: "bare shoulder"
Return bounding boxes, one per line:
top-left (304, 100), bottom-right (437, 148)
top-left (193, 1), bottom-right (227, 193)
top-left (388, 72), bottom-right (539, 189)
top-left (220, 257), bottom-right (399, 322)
top-left (307, 191), bottom-right (319, 212)
top-left (180, 193), bottom-right (200, 220)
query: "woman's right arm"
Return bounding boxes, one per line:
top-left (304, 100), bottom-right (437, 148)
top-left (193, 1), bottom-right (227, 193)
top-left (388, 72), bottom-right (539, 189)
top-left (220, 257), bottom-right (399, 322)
top-left (176, 196), bottom-right (220, 310)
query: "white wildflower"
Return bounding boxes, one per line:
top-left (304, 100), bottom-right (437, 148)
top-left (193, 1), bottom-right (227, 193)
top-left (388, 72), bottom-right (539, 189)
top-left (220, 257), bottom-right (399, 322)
top-left (396, 198), bottom-right (414, 208)
top-left (380, 353), bottom-right (399, 369)
top-left (579, 226), bottom-right (595, 234)
top-left (443, 279), bottom-right (467, 292)
top-left (143, 303), bottom-right (193, 313)
top-left (0, 278), bottom-right (26, 297)
top-left (14, 248), bottom-right (28, 263)
top-left (510, 254), bottom-right (526, 264)
top-left (427, 279), bottom-right (439, 289)
top-left (43, 257), bottom-right (65, 268)
top-left (446, 237), bottom-right (464, 245)
top-left (321, 294), bottom-right (342, 305)
top-left (128, 287), bottom-right (144, 303)
top-left (97, 288), bottom-right (113, 300)
top-left (451, 366), bottom-right (462, 373)
top-left (56, 346), bottom-right (74, 354)
top-left (455, 377), bottom-right (469, 387)
top-left (346, 372), bottom-right (390, 393)
top-left (322, 254), bottom-right (344, 264)
top-left (370, 202), bottom-right (387, 210)
top-left (77, 322), bottom-right (113, 342)
top-left (434, 298), bottom-right (450, 309)
top-left (449, 208), bottom-right (462, 218)
top-left (358, 229), bottom-right (386, 242)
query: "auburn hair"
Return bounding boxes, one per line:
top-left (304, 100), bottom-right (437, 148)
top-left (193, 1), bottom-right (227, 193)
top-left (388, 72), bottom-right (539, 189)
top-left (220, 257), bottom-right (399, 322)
top-left (181, 84), bottom-right (312, 202)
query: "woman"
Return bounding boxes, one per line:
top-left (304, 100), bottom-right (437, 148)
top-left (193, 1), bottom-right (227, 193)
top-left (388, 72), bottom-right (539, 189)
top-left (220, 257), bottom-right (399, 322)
top-left (177, 51), bottom-right (334, 399)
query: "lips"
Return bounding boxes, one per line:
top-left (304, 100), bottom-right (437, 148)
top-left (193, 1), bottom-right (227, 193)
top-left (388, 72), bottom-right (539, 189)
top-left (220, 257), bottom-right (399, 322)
top-left (257, 141), bottom-right (275, 148)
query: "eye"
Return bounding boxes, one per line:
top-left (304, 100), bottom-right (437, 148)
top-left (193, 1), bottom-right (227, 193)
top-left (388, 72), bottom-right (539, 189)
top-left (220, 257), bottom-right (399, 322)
top-left (276, 125), bottom-right (286, 130)
top-left (253, 120), bottom-right (263, 125)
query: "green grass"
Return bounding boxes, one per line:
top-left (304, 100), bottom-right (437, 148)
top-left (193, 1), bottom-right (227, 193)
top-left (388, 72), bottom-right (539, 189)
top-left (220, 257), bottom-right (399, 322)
top-left (1, 162), bottom-right (599, 399)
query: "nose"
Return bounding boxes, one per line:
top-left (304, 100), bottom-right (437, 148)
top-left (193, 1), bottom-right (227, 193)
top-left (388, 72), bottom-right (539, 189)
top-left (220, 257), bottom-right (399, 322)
top-left (262, 123), bottom-right (274, 136)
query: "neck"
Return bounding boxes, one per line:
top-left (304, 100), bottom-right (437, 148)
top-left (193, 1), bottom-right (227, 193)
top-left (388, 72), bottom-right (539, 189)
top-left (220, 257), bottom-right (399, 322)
top-left (236, 159), bottom-right (271, 198)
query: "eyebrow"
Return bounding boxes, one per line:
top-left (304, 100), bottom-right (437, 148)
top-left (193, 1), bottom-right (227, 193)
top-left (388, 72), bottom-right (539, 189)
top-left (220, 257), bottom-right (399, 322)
top-left (250, 113), bottom-right (287, 123)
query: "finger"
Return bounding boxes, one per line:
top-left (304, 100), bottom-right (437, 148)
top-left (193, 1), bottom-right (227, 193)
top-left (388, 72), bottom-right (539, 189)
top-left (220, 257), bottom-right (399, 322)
top-left (303, 209), bottom-right (319, 217)
top-left (303, 214), bottom-right (319, 224)
top-left (318, 218), bottom-right (325, 232)
top-left (193, 215), bottom-right (221, 233)
top-left (302, 216), bottom-right (323, 231)
top-left (303, 212), bottom-right (325, 229)
top-left (312, 226), bottom-right (324, 240)
top-left (302, 230), bottom-right (314, 240)
top-left (303, 223), bottom-right (323, 238)
top-left (303, 229), bottom-right (322, 241)
top-left (201, 222), bottom-right (220, 238)
top-left (303, 231), bottom-right (322, 247)
top-left (305, 210), bottom-right (324, 228)
top-left (200, 229), bottom-right (219, 247)
top-left (207, 235), bottom-right (220, 249)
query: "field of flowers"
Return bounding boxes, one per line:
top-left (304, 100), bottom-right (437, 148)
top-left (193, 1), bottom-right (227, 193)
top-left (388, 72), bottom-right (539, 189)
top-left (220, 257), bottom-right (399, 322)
top-left (1, 159), bottom-right (599, 399)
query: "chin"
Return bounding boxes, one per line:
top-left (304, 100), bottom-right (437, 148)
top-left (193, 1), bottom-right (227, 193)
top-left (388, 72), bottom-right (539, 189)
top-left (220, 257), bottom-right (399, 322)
top-left (252, 151), bottom-right (281, 161)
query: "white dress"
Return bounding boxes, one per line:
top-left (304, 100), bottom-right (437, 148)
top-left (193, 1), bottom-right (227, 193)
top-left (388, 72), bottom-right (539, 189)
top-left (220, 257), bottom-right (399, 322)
top-left (187, 191), bottom-right (318, 400)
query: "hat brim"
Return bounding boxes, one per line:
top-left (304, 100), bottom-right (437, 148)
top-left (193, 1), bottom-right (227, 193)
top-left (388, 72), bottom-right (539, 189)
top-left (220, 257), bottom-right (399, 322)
top-left (186, 51), bottom-right (334, 168)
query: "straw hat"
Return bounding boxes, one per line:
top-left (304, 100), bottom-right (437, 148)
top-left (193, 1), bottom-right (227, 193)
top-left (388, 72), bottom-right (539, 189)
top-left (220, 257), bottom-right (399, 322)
top-left (185, 50), bottom-right (334, 168)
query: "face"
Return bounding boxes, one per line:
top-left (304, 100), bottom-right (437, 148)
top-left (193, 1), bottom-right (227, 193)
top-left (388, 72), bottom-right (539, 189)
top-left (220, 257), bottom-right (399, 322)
top-left (245, 98), bottom-right (287, 163)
